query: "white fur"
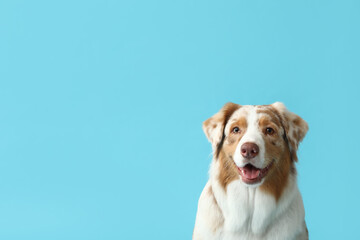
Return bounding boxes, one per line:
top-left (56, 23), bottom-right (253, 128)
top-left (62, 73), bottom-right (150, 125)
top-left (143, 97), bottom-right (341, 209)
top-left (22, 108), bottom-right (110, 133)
top-left (193, 105), bottom-right (308, 240)
top-left (193, 163), bottom-right (307, 240)
top-left (232, 107), bottom-right (266, 169)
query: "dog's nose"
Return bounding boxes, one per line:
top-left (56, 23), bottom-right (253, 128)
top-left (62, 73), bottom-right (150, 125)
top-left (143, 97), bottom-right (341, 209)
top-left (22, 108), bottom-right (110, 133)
top-left (241, 142), bottom-right (259, 159)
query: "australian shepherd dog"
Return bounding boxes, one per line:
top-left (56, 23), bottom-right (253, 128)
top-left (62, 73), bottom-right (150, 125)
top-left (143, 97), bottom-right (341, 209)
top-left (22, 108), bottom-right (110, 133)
top-left (193, 102), bottom-right (309, 240)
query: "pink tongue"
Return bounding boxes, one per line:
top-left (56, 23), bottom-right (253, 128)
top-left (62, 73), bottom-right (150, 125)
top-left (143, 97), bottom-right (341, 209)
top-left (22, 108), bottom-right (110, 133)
top-left (243, 166), bottom-right (260, 179)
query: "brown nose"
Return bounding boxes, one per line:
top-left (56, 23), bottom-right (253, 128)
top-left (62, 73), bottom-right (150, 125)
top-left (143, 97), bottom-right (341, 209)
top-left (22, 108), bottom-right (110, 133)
top-left (241, 142), bottom-right (259, 159)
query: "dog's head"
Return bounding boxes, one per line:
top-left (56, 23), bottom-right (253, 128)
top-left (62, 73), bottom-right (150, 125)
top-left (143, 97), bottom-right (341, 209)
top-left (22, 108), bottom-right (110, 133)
top-left (203, 102), bottom-right (308, 196)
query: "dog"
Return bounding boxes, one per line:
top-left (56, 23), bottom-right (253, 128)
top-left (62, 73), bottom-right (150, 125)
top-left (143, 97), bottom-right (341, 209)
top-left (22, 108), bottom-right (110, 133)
top-left (193, 102), bottom-right (309, 240)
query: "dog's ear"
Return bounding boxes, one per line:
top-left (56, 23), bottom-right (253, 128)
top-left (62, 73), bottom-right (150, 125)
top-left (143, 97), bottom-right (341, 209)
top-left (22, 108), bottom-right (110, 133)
top-left (203, 102), bottom-right (241, 151)
top-left (271, 102), bottom-right (309, 161)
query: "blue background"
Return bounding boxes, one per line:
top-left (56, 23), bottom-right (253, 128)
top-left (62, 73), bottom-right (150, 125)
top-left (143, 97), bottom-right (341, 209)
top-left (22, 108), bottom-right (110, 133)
top-left (1, 0), bottom-right (359, 239)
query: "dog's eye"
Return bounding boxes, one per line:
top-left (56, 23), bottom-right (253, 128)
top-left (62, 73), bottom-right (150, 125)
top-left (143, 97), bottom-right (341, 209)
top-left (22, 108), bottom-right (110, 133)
top-left (265, 127), bottom-right (275, 135)
top-left (232, 127), bottom-right (241, 134)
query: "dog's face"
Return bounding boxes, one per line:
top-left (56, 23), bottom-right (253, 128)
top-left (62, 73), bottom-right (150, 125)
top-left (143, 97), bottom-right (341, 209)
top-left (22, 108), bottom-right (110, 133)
top-left (203, 102), bottom-right (308, 192)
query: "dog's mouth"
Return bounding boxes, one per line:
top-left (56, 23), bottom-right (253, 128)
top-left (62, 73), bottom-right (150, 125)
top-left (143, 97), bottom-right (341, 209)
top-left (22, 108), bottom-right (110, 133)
top-left (237, 160), bottom-right (274, 184)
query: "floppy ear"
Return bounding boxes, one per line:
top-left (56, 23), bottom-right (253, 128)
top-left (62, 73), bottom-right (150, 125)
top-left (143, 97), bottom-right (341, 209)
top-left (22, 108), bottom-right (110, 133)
top-left (271, 102), bottom-right (309, 162)
top-left (203, 102), bottom-right (240, 151)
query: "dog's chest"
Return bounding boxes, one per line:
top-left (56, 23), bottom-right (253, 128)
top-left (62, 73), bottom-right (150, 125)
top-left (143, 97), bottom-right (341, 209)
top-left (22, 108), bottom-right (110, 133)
top-left (215, 180), bottom-right (277, 236)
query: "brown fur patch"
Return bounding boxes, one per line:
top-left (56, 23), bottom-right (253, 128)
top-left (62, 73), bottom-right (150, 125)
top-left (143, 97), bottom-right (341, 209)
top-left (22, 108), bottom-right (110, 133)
top-left (269, 104), bottom-right (309, 162)
top-left (214, 103), bottom-right (241, 158)
top-left (228, 118), bottom-right (248, 133)
top-left (217, 151), bottom-right (240, 191)
top-left (256, 108), bottom-right (282, 128)
top-left (256, 113), bottom-right (293, 200)
top-left (260, 140), bottom-right (293, 201)
top-left (292, 116), bottom-right (302, 126)
top-left (217, 117), bottom-right (248, 191)
top-left (202, 103), bottom-right (242, 191)
top-left (258, 117), bottom-right (280, 135)
top-left (203, 102), bottom-right (241, 151)
top-left (266, 106), bottom-right (299, 162)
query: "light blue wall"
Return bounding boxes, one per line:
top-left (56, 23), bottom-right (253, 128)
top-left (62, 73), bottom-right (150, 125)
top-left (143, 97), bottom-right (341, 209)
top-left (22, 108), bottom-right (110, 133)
top-left (1, 0), bottom-right (359, 239)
